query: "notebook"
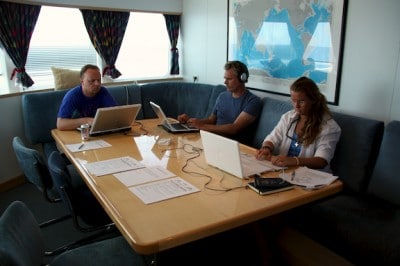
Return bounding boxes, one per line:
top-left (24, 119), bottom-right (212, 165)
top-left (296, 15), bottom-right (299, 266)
top-left (89, 104), bottom-right (142, 136)
top-left (149, 101), bottom-right (199, 133)
top-left (200, 130), bottom-right (286, 179)
top-left (247, 176), bottom-right (295, 195)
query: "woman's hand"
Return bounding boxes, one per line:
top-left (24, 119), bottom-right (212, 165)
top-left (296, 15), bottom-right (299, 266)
top-left (271, 155), bottom-right (298, 167)
top-left (256, 148), bottom-right (272, 161)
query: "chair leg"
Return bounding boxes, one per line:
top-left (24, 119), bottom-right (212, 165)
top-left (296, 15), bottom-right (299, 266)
top-left (44, 224), bottom-right (118, 256)
top-left (39, 214), bottom-right (71, 228)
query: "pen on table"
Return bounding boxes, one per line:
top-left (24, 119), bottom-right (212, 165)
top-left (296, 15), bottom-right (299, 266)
top-left (291, 171), bottom-right (295, 181)
top-left (78, 143), bottom-right (84, 150)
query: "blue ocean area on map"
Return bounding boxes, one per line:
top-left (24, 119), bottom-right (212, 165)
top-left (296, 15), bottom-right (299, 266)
top-left (234, 2), bottom-right (332, 84)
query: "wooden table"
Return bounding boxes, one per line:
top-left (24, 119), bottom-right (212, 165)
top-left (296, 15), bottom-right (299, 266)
top-left (52, 119), bottom-right (342, 255)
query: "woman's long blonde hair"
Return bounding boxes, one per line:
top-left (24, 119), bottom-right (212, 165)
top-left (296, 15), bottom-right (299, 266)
top-left (290, 77), bottom-right (331, 146)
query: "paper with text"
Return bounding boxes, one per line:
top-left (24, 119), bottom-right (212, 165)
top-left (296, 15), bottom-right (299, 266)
top-left (279, 167), bottom-right (338, 188)
top-left (114, 166), bottom-right (176, 187)
top-left (129, 177), bottom-right (200, 204)
top-left (84, 156), bottom-right (145, 176)
top-left (66, 140), bottom-right (112, 152)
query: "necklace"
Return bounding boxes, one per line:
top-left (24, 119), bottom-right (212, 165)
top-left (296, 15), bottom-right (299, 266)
top-left (286, 118), bottom-right (303, 148)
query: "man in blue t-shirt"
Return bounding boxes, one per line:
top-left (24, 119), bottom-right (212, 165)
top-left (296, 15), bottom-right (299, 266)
top-left (57, 64), bottom-right (117, 130)
top-left (178, 61), bottom-right (262, 144)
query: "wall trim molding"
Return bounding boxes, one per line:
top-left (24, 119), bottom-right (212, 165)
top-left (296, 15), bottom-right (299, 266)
top-left (0, 175), bottom-right (26, 192)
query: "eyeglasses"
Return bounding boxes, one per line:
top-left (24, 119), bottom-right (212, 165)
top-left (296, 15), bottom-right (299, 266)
top-left (286, 118), bottom-right (302, 147)
top-left (291, 99), bottom-right (306, 106)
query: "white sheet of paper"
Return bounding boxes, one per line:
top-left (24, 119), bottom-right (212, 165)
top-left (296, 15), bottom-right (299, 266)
top-left (129, 177), bottom-right (200, 204)
top-left (66, 140), bottom-right (112, 152)
top-left (279, 167), bottom-right (338, 188)
top-left (84, 156), bottom-right (145, 176)
top-left (114, 166), bottom-right (176, 187)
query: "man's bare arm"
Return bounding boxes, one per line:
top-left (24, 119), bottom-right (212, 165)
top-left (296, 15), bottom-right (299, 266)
top-left (57, 117), bottom-right (94, 131)
top-left (191, 112), bottom-right (256, 136)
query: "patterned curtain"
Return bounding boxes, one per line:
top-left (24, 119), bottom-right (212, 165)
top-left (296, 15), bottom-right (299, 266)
top-left (80, 9), bottom-right (129, 79)
top-left (0, 2), bottom-right (40, 88)
top-left (164, 14), bottom-right (181, 75)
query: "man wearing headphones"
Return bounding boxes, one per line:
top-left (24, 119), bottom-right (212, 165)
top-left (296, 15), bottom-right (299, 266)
top-left (178, 60), bottom-right (262, 145)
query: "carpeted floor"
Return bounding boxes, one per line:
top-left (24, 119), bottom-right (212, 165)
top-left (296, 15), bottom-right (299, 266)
top-left (0, 182), bottom-right (119, 263)
top-left (1, 182), bottom-right (284, 265)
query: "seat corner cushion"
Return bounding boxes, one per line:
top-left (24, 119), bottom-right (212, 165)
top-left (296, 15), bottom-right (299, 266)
top-left (367, 120), bottom-right (400, 205)
top-left (330, 113), bottom-right (384, 192)
top-left (285, 194), bottom-right (400, 265)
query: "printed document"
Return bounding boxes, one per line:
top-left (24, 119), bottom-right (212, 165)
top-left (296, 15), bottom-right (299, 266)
top-left (279, 167), bottom-right (338, 189)
top-left (114, 166), bottom-right (175, 187)
top-left (66, 140), bottom-right (112, 152)
top-left (84, 156), bottom-right (145, 176)
top-left (129, 177), bottom-right (200, 204)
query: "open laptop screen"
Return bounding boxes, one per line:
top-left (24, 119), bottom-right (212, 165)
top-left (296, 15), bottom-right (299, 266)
top-left (200, 130), bottom-right (282, 179)
top-left (149, 101), bottom-right (198, 133)
top-left (90, 104), bottom-right (141, 136)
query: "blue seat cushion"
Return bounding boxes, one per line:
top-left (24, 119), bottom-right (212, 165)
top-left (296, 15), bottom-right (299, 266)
top-left (367, 120), bottom-right (400, 205)
top-left (331, 113), bottom-right (384, 192)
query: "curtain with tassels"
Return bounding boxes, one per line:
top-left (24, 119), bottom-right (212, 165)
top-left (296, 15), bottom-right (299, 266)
top-left (81, 9), bottom-right (129, 79)
top-left (164, 14), bottom-right (181, 75)
top-left (0, 2), bottom-right (41, 88)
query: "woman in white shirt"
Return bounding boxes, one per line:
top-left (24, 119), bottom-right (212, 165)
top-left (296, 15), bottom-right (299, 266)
top-left (256, 77), bottom-right (341, 171)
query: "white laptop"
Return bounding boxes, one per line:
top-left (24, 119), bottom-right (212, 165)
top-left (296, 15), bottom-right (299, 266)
top-left (200, 130), bottom-right (286, 179)
top-left (149, 101), bottom-right (199, 133)
top-left (89, 104), bottom-right (142, 136)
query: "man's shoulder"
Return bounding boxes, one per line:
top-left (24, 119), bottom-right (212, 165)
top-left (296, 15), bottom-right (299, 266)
top-left (246, 90), bottom-right (261, 100)
top-left (98, 86), bottom-right (118, 105)
top-left (243, 90), bottom-right (262, 106)
top-left (216, 91), bottom-right (231, 101)
top-left (217, 90), bottom-right (231, 96)
top-left (64, 85), bottom-right (82, 98)
top-left (98, 86), bottom-right (114, 95)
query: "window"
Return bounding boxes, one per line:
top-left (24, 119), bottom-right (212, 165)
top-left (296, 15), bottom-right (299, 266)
top-left (26, 6), bottom-right (98, 85)
top-left (0, 6), bottom-right (175, 94)
top-left (116, 12), bottom-right (170, 79)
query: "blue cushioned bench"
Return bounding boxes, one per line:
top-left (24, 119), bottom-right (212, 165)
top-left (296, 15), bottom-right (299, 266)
top-left (21, 81), bottom-right (400, 264)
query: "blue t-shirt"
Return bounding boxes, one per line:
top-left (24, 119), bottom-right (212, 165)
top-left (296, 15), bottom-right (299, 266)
top-left (212, 90), bottom-right (262, 125)
top-left (287, 132), bottom-right (302, 157)
top-left (57, 85), bottom-right (117, 118)
top-left (211, 90), bottom-right (262, 145)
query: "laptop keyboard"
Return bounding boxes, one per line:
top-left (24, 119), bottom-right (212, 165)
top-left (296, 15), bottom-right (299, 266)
top-left (171, 123), bottom-right (187, 130)
top-left (171, 123), bottom-right (196, 130)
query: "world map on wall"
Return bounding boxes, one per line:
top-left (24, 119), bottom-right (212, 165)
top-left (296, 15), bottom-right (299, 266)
top-left (229, 0), bottom-right (337, 85)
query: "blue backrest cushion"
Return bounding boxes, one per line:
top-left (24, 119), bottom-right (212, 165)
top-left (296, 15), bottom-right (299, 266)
top-left (251, 97), bottom-right (292, 148)
top-left (0, 201), bottom-right (44, 265)
top-left (367, 120), bottom-right (400, 205)
top-left (12, 136), bottom-right (51, 190)
top-left (107, 84), bottom-right (143, 119)
top-left (331, 112), bottom-right (384, 193)
top-left (140, 82), bottom-right (219, 119)
top-left (22, 90), bottom-right (68, 145)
